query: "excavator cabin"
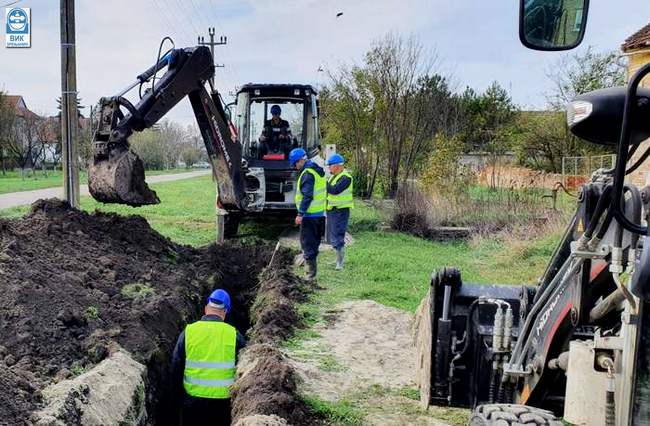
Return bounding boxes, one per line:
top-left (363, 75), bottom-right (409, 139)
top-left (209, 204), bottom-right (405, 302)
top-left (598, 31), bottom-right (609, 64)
top-left (234, 83), bottom-right (321, 214)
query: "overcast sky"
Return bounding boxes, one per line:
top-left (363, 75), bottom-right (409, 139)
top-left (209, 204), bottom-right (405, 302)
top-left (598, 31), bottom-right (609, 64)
top-left (0, 0), bottom-right (648, 125)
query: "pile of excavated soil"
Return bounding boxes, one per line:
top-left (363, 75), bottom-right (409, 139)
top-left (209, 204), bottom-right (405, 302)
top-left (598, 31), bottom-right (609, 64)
top-left (0, 199), bottom-right (305, 425)
top-left (232, 249), bottom-right (317, 426)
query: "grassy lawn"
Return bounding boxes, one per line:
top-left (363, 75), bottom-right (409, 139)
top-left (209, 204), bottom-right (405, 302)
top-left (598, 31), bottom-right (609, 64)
top-left (0, 175), bottom-right (218, 246)
top-left (316, 200), bottom-right (563, 312)
top-left (1, 176), bottom-right (564, 306)
top-left (0, 168), bottom-right (195, 194)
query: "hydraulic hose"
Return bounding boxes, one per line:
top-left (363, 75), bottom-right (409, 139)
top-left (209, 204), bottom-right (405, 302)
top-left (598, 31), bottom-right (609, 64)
top-left (610, 62), bottom-right (650, 235)
top-left (583, 185), bottom-right (613, 241)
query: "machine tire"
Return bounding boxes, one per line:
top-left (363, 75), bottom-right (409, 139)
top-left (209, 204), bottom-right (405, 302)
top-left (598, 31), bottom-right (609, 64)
top-left (469, 404), bottom-right (562, 426)
top-left (223, 213), bottom-right (241, 238)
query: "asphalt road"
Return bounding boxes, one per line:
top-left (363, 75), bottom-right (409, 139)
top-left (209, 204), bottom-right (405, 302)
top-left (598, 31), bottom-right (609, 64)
top-left (0, 170), bottom-right (211, 209)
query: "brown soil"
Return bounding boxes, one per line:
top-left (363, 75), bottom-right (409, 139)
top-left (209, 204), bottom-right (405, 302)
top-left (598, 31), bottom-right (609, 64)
top-left (0, 199), bottom-right (310, 425)
top-left (231, 249), bottom-right (316, 425)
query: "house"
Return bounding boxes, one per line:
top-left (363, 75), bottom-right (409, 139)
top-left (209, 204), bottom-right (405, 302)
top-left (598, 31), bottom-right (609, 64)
top-left (622, 23), bottom-right (650, 186)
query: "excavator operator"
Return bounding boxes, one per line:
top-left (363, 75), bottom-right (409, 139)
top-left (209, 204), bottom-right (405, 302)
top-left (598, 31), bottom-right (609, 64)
top-left (259, 104), bottom-right (293, 157)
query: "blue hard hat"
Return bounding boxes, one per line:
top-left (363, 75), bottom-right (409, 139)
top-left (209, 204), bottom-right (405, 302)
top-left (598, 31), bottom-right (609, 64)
top-left (207, 289), bottom-right (231, 313)
top-left (327, 153), bottom-right (344, 166)
top-left (289, 148), bottom-right (307, 167)
top-left (270, 105), bottom-right (281, 115)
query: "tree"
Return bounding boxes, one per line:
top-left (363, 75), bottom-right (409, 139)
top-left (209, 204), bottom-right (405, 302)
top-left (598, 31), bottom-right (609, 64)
top-left (5, 109), bottom-right (48, 175)
top-left (0, 92), bottom-right (14, 175)
top-left (509, 47), bottom-right (623, 173)
top-left (322, 34), bottom-right (459, 198)
top-left (321, 68), bottom-right (381, 197)
top-left (365, 34), bottom-right (429, 197)
top-left (546, 47), bottom-right (626, 110)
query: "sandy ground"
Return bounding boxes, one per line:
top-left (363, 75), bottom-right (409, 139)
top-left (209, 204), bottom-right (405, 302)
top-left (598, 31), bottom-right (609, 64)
top-left (288, 300), bottom-right (464, 425)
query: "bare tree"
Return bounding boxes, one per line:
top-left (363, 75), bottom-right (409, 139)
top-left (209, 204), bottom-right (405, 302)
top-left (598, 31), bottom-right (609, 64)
top-left (365, 34), bottom-right (430, 197)
top-left (0, 92), bottom-right (15, 175)
top-left (6, 110), bottom-right (48, 176)
top-left (546, 46), bottom-right (626, 110)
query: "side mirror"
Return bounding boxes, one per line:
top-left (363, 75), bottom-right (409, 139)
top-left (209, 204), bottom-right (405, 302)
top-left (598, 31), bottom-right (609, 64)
top-left (519, 0), bottom-right (589, 51)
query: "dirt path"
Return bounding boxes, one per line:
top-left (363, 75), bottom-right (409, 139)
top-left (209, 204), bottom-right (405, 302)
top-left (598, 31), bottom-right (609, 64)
top-left (0, 170), bottom-right (210, 209)
top-left (287, 300), bottom-right (468, 425)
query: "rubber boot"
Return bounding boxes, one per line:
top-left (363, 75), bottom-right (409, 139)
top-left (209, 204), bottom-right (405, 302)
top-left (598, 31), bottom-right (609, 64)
top-left (335, 247), bottom-right (344, 270)
top-left (305, 258), bottom-right (317, 281)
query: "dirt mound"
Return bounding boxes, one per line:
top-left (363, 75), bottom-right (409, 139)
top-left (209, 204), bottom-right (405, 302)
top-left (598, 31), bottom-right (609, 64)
top-left (0, 199), bottom-right (279, 424)
top-left (231, 248), bottom-right (317, 425)
top-left (232, 344), bottom-right (312, 425)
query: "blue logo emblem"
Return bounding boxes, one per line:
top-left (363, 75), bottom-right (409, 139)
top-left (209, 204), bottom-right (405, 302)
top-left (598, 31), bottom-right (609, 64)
top-left (7, 8), bottom-right (28, 34)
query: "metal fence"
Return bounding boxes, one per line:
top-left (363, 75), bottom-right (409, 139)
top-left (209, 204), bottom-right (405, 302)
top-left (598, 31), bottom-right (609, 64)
top-left (561, 154), bottom-right (616, 188)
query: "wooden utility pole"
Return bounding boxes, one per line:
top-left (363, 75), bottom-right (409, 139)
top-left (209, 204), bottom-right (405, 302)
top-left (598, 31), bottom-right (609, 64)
top-left (198, 28), bottom-right (226, 88)
top-left (199, 28), bottom-right (229, 242)
top-left (60, 0), bottom-right (79, 207)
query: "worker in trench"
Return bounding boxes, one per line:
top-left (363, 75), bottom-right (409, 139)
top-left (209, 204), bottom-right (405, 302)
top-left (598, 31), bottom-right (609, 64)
top-left (326, 153), bottom-right (354, 270)
top-left (289, 147), bottom-right (327, 280)
top-left (171, 289), bottom-right (247, 425)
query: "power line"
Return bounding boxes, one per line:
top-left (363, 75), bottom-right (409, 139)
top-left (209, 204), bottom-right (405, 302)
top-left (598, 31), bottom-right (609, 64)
top-left (157, 0), bottom-right (194, 44)
top-left (172, 0), bottom-right (202, 38)
top-left (152, 0), bottom-right (188, 44)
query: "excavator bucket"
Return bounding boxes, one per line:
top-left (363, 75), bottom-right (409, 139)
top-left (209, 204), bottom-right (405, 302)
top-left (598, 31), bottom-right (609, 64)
top-left (88, 144), bottom-right (160, 206)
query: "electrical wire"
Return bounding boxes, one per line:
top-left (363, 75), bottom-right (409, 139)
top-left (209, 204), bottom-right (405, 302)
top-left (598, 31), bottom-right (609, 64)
top-left (173, 0), bottom-right (202, 37)
top-left (153, 0), bottom-right (192, 45)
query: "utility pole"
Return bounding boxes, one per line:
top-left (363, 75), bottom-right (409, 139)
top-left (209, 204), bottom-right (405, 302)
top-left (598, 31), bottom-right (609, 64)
top-left (198, 28), bottom-right (226, 88)
top-left (198, 28), bottom-right (228, 243)
top-left (60, 0), bottom-right (79, 207)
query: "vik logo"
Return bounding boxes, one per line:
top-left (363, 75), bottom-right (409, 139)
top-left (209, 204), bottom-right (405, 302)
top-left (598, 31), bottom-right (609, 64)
top-left (7, 8), bottom-right (28, 33)
top-left (5, 7), bottom-right (31, 48)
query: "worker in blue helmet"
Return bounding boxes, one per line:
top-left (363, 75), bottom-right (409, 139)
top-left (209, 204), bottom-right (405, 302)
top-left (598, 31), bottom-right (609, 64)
top-left (171, 288), bottom-right (246, 425)
top-left (259, 104), bottom-right (293, 158)
top-left (326, 153), bottom-right (354, 270)
top-left (290, 147), bottom-right (326, 280)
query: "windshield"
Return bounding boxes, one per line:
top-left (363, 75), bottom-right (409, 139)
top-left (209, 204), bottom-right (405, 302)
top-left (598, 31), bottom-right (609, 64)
top-left (236, 95), bottom-right (315, 160)
top-left (250, 100), bottom-right (305, 143)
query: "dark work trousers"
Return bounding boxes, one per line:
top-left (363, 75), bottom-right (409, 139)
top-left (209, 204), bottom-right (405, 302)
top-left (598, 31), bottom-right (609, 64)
top-left (327, 208), bottom-right (350, 250)
top-left (181, 396), bottom-right (231, 426)
top-left (300, 216), bottom-right (325, 261)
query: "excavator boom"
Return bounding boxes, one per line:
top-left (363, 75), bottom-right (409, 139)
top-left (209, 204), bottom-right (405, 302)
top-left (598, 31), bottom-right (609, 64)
top-left (88, 46), bottom-right (247, 210)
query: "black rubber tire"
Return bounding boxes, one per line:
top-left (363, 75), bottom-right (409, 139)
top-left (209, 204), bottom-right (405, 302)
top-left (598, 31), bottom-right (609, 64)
top-left (469, 404), bottom-right (562, 426)
top-left (223, 214), bottom-right (241, 238)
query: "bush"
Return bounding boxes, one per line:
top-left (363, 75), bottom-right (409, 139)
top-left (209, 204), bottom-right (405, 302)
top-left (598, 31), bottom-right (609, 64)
top-left (391, 180), bottom-right (561, 239)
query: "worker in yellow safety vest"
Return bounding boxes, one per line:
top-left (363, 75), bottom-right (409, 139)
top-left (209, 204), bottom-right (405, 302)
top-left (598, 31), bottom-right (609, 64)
top-left (171, 288), bottom-right (246, 425)
top-left (326, 153), bottom-right (354, 270)
top-left (289, 147), bottom-right (326, 280)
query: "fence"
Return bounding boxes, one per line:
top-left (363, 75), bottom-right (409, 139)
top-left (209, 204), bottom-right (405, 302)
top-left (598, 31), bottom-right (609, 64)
top-left (561, 154), bottom-right (616, 189)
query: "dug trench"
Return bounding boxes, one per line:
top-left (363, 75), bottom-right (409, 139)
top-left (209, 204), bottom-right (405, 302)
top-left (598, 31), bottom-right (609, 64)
top-left (0, 199), bottom-right (316, 425)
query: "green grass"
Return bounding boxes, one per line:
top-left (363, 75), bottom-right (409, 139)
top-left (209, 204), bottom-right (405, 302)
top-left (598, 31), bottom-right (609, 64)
top-left (316, 223), bottom-right (561, 312)
top-left (0, 170), bottom-right (88, 194)
top-left (0, 168), bottom-right (192, 194)
top-left (0, 175), bottom-right (218, 246)
top-left (121, 283), bottom-right (156, 301)
top-left (81, 175), bottom-right (217, 247)
top-left (301, 395), bottom-right (364, 426)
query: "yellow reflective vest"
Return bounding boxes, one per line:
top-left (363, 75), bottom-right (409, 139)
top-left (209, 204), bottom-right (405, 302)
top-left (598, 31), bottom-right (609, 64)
top-left (183, 321), bottom-right (237, 399)
top-left (295, 167), bottom-right (326, 216)
top-left (327, 171), bottom-right (354, 210)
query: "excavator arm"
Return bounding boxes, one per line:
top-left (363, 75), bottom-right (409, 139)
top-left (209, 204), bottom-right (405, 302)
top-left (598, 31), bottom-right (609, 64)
top-left (88, 45), bottom-right (247, 210)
